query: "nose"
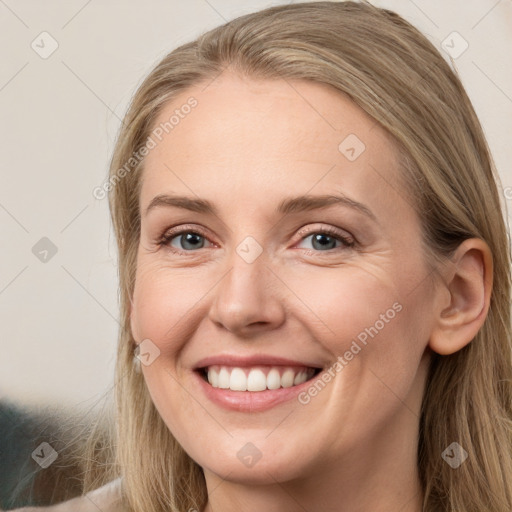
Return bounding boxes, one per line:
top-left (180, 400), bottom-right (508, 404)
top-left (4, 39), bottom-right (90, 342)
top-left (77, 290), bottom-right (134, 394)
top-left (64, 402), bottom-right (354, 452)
top-left (207, 247), bottom-right (286, 336)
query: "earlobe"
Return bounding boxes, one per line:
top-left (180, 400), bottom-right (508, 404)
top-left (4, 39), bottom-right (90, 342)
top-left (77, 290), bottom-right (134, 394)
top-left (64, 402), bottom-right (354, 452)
top-left (428, 238), bottom-right (493, 356)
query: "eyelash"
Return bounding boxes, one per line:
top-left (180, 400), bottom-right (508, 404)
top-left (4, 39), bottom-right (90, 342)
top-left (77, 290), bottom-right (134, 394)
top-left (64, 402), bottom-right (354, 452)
top-left (156, 224), bottom-right (356, 256)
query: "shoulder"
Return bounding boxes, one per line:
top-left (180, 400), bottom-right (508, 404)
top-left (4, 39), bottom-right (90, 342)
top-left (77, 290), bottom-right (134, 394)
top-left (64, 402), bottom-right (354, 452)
top-left (7, 478), bottom-right (125, 512)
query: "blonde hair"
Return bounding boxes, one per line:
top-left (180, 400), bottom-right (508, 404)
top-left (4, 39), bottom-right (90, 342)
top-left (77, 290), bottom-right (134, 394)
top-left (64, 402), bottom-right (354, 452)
top-left (75, 2), bottom-right (512, 511)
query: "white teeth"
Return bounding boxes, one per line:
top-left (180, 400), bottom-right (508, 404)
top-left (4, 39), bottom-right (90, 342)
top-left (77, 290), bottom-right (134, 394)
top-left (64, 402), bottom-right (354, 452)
top-left (266, 368), bottom-right (281, 390)
top-left (218, 367), bottom-right (230, 389)
top-left (281, 369), bottom-right (295, 388)
top-left (247, 369), bottom-right (267, 391)
top-left (207, 367), bottom-right (219, 388)
top-left (293, 371), bottom-right (307, 385)
top-left (205, 365), bottom-right (316, 392)
top-left (230, 368), bottom-right (247, 391)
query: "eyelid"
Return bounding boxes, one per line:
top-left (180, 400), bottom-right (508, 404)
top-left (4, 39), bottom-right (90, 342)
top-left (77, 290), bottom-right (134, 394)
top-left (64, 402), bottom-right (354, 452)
top-left (295, 224), bottom-right (354, 244)
top-left (160, 223), bottom-right (211, 239)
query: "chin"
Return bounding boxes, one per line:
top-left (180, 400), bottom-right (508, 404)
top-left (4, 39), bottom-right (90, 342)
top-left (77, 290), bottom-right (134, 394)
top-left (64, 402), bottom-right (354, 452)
top-left (185, 435), bottom-right (315, 485)
top-left (201, 455), bottom-right (308, 485)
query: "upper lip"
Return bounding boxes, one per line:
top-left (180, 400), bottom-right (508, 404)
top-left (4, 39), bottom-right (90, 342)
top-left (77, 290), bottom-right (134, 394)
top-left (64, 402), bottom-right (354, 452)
top-left (194, 354), bottom-right (323, 370)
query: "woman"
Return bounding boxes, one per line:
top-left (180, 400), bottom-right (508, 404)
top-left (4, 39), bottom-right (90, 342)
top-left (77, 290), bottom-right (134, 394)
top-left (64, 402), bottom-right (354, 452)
top-left (10, 1), bottom-right (512, 511)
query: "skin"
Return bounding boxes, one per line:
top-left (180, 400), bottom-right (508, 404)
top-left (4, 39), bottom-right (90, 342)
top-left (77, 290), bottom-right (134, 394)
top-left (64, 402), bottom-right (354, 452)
top-left (129, 72), bottom-right (492, 512)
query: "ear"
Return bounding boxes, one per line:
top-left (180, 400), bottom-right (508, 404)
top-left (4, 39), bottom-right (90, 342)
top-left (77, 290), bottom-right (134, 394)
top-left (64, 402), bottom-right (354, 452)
top-left (428, 238), bottom-right (493, 355)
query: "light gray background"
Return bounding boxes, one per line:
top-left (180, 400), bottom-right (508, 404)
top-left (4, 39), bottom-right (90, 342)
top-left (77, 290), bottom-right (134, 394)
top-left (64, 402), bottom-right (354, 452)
top-left (1, 0), bottom-right (511, 410)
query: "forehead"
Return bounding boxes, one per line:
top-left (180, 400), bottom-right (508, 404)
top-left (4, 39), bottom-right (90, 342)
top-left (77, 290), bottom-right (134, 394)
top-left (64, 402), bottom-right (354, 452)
top-left (139, 72), bottom-right (409, 222)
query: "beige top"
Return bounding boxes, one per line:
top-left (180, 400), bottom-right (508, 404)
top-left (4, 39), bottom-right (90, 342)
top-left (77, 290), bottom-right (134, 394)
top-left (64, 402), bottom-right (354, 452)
top-left (4, 478), bottom-right (125, 512)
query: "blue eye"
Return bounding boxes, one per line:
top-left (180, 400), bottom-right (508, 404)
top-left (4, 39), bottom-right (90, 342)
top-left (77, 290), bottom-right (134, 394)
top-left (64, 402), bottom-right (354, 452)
top-left (296, 229), bottom-right (355, 252)
top-left (299, 233), bottom-right (342, 251)
top-left (157, 225), bottom-right (355, 255)
top-left (159, 228), bottom-right (211, 254)
top-left (170, 232), bottom-right (206, 251)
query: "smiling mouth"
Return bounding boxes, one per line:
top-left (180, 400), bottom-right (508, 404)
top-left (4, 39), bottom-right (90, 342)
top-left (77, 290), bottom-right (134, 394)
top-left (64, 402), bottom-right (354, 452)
top-left (197, 365), bottom-right (322, 392)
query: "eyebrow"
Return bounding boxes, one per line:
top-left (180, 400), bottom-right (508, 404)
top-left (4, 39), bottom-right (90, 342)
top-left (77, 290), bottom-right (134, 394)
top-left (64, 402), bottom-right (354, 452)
top-left (144, 193), bottom-right (377, 222)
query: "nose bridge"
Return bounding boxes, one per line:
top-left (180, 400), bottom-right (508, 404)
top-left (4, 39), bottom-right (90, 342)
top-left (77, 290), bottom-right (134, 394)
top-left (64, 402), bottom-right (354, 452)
top-left (208, 233), bottom-right (285, 333)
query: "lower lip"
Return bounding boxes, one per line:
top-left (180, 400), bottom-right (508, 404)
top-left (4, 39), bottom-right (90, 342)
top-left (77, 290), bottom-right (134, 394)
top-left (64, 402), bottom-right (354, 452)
top-left (193, 370), bottom-right (319, 412)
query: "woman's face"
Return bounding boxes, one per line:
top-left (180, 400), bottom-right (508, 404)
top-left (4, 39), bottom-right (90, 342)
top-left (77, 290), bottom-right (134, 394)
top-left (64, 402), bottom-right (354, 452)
top-left (130, 72), bottom-right (437, 484)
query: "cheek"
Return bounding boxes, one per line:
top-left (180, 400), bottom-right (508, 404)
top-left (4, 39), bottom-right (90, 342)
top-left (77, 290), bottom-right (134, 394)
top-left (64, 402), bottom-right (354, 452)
top-left (288, 259), bottom-right (431, 389)
top-left (287, 264), bottom-right (430, 446)
top-left (288, 263), bottom-right (403, 348)
top-left (130, 262), bottom-right (210, 355)
top-left (130, 264), bottom-right (207, 429)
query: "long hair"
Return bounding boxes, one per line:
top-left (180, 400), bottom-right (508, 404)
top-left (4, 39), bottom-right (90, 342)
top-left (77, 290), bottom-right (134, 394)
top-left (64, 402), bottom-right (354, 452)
top-left (78, 2), bottom-right (512, 511)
